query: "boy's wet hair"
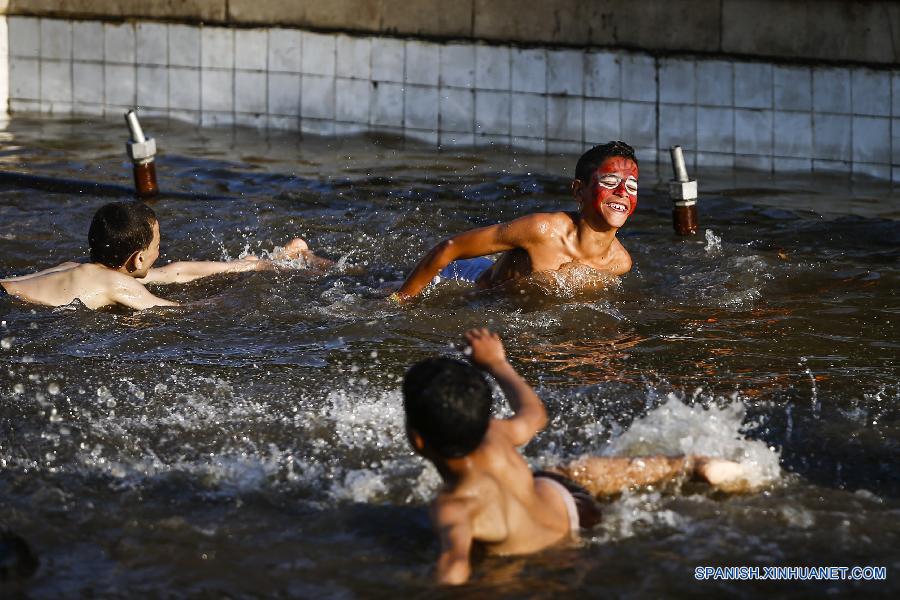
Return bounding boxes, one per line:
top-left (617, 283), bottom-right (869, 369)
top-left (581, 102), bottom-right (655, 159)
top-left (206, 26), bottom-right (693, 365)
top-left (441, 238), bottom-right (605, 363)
top-left (88, 202), bottom-right (157, 268)
top-left (403, 357), bottom-right (493, 458)
top-left (575, 141), bottom-right (638, 182)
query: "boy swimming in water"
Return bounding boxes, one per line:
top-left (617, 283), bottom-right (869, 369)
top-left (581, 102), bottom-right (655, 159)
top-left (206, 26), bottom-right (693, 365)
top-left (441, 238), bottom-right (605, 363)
top-left (392, 141), bottom-right (639, 302)
top-left (404, 328), bottom-right (754, 585)
top-left (0, 201), bottom-right (327, 310)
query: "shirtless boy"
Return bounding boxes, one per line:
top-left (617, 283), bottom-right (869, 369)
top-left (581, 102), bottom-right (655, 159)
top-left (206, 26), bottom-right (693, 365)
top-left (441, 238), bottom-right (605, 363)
top-left (0, 201), bottom-right (326, 310)
top-left (403, 328), bottom-right (754, 585)
top-left (392, 141), bottom-right (639, 302)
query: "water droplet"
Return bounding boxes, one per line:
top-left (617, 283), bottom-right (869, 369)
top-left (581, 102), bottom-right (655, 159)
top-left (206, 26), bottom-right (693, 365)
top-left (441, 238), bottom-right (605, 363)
top-left (48, 382), bottom-right (60, 395)
top-left (0, 337), bottom-right (13, 350)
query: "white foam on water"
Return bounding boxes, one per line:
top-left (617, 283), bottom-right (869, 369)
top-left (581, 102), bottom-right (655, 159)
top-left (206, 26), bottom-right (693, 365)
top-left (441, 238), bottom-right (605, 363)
top-left (600, 394), bottom-right (782, 488)
top-left (325, 387), bottom-right (406, 451)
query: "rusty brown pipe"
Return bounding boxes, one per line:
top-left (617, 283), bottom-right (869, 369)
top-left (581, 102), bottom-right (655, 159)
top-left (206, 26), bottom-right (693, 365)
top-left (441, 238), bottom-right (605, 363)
top-left (668, 145), bottom-right (698, 236)
top-left (125, 110), bottom-right (159, 199)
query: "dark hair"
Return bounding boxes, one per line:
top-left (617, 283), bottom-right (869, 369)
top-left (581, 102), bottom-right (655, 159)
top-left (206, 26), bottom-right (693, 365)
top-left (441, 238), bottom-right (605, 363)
top-left (88, 202), bottom-right (157, 268)
top-left (403, 357), bottom-right (493, 458)
top-left (575, 141), bottom-right (638, 183)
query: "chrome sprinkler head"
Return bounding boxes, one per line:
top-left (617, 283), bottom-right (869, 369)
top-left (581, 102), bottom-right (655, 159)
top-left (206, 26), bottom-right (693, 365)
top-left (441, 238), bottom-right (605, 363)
top-left (125, 110), bottom-right (146, 144)
top-left (124, 109), bottom-right (156, 163)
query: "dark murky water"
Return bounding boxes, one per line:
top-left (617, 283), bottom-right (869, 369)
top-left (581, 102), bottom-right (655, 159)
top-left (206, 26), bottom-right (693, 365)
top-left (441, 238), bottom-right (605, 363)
top-left (1, 116), bottom-right (898, 597)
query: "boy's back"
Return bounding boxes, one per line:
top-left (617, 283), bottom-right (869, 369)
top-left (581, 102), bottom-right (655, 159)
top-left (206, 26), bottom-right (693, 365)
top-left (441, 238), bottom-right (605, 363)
top-left (433, 415), bottom-right (572, 557)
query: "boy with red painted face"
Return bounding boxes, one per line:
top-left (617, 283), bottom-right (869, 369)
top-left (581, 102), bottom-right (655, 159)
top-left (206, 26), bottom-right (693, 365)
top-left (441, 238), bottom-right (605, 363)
top-left (391, 141), bottom-right (639, 302)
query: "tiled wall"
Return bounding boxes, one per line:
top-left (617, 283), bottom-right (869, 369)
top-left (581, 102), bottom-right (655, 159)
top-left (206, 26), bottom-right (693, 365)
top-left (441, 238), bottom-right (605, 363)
top-left (4, 16), bottom-right (899, 182)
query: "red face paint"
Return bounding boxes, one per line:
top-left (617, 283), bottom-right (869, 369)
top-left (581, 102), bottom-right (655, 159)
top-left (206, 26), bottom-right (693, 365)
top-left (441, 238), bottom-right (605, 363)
top-left (588, 157), bottom-right (639, 219)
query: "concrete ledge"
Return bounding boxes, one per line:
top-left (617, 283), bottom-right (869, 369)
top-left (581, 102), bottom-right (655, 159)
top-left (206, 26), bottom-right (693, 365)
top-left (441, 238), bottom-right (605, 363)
top-left (3, 0), bottom-right (899, 65)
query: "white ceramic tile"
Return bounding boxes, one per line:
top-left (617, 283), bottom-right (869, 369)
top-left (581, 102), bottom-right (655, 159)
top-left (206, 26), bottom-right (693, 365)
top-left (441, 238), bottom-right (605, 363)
top-left (371, 37), bottom-right (404, 82)
top-left (812, 113), bottom-right (851, 160)
top-left (632, 146), bottom-right (658, 165)
top-left (301, 74), bottom-right (335, 119)
top-left (547, 140), bottom-right (583, 155)
top-left (169, 25), bottom-right (200, 68)
top-left (9, 99), bottom-right (40, 113)
top-left (475, 90), bottom-right (510, 135)
top-left (72, 101), bottom-right (104, 116)
top-left (510, 92), bottom-right (546, 137)
top-left (235, 29), bottom-right (267, 71)
top-left (72, 21), bottom-right (103, 61)
top-left (41, 20), bottom-right (71, 60)
top-left (137, 65), bottom-right (168, 109)
top-left (773, 158), bottom-right (812, 173)
top-left (40, 60), bottom-right (70, 103)
top-left (170, 109), bottom-right (201, 125)
top-left (697, 106), bottom-right (734, 153)
top-left (734, 62), bottom-right (772, 109)
top-left (620, 53), bottom-right (656, 103)
top-left (201, 69), bottom-right (233, 112)
top-left (334, 122), bottom-right (367, 136)
top-left (73, 62), bottom-right (103, 103)
top-left (201, 27), bottom-right (234, 69)
top-left (136, 23), bottom-right (167, 66)
top-left (659, 58), bottom-right (694, 104)
top-left (405, 85), bottom-right (439, 130)
top-left (336, 35), bottom-right (371, 80)
top-left (734, 154), bottom-right (772, 172)
top-left (302, 32), bottom-right (335, 76)
top-left (201, 111), bottom-right (235, 127)
top-left (735, 109), bottom-right (772, 155)
top-left (405, 41), bottom-right (439, 86)
top-left (813, 67), bottom-right (851, 114)
top-left (621, 101), bottom-right (657, 148)
top-left (584, 99), bottom-right (620, 143)
top-left (9, 57), bottom-right (39, 99)
top-left (104, 23), bottom-right (135, 65)
top-left (335, 78), bottom-right (371, 123)
top-left (696, 152), bottom-right (734, 168)
top-left (104, 63), bottom-right (135, 106)
top-left (370, 81), bottom-right (404, 126)
top-left (235, 112), bottom-right (267, 128)
top-left (475, 134), bottom-right (511, 148)
top-left (658, 103), bottom-right (696, 150)
top-left (301, 118), bottom-right (335, 136)
top-left (169, 67), bottom-right (200, 111)
top-left (440, 132), bottom-right (475, 147)
top-left (773, 111), bottom-right (812, 158)
top-left (893, 118), bottom-right (900, 164)
top-left (852, 116), bottom-right (890, 164)
top-left (852, 163), bottom-right (890, 180)
top-left (268, 28), bottom-right (301, 72)
top-left (547, 96), bottom-right (582, 141)
top-left (584, 50), bottom-right (620, 99)
top-left (267, 72), bottom-right (300, 115)
top-left (235, 70), bottom-right (266, 113)
top-left (40, 99), bottom-right (73, 115)
top-left (267, 115), bottom-right (299, 130)
top-left (893, 166), bottom-right (900, 184)
top-left (406, 128), bottom-right (439, 146)
top-left (696, 60), bottom-right (732, 107)
top-left (439, 87), bottom-right (474, 132)
top-left (773, 66), bottom-right (811, 112)
top-left (511, 136), bottom-right (546, 153)
top-left (851, 69), bottom-right (890, 117)
top-left (547, 49), bottom-right (583, 96)
top-left (440, 44), bottom-right (475, 89)
top-left (511, 49), bottom-right (546, 93)
top-left (813, 159), bottom-right (851, 174)
top-left (893, 73), bottom-right (900, 117)
top-left (475, 45), bottom-right (510, 91)
top-left (9, 16), bottom-right (39, 57)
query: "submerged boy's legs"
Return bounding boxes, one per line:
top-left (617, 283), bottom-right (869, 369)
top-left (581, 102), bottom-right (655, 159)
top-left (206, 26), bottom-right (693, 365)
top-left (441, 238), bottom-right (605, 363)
top-left (549, 455), bottom-right (752, 497)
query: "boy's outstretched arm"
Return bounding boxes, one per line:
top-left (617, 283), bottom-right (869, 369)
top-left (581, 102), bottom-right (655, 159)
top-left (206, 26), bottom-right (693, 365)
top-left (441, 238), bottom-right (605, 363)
top-left (465, 328), bottom-right (547, 445)
top-left (141, 257), bottom-right (266, 285)
top-left (394, 215), bottom-right (546, 302)
top-left (433, 499), bottom-right (474, 585)
top-left (112, 277), bottom-right (179, 309)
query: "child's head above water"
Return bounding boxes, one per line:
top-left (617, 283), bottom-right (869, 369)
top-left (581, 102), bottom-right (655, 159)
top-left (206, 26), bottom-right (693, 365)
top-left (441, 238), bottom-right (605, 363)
top-left (88, 202), bottom-right (160, 275)
top-left (573, 140), bottom-right (640, 222)
top-left (403, 357), bottom-right (493, 459)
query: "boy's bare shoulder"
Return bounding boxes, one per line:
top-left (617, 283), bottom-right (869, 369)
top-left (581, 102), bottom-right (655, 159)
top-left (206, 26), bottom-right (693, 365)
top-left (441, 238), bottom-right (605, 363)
top-left (505, 211), bottom-right (577, 240)
top-left (609, 237), bottom-right (633, 275)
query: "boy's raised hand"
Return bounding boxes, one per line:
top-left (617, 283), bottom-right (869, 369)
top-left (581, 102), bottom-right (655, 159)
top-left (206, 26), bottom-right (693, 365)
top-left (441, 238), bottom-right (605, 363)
top-left (464, 328), bottom-right (506, 371)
